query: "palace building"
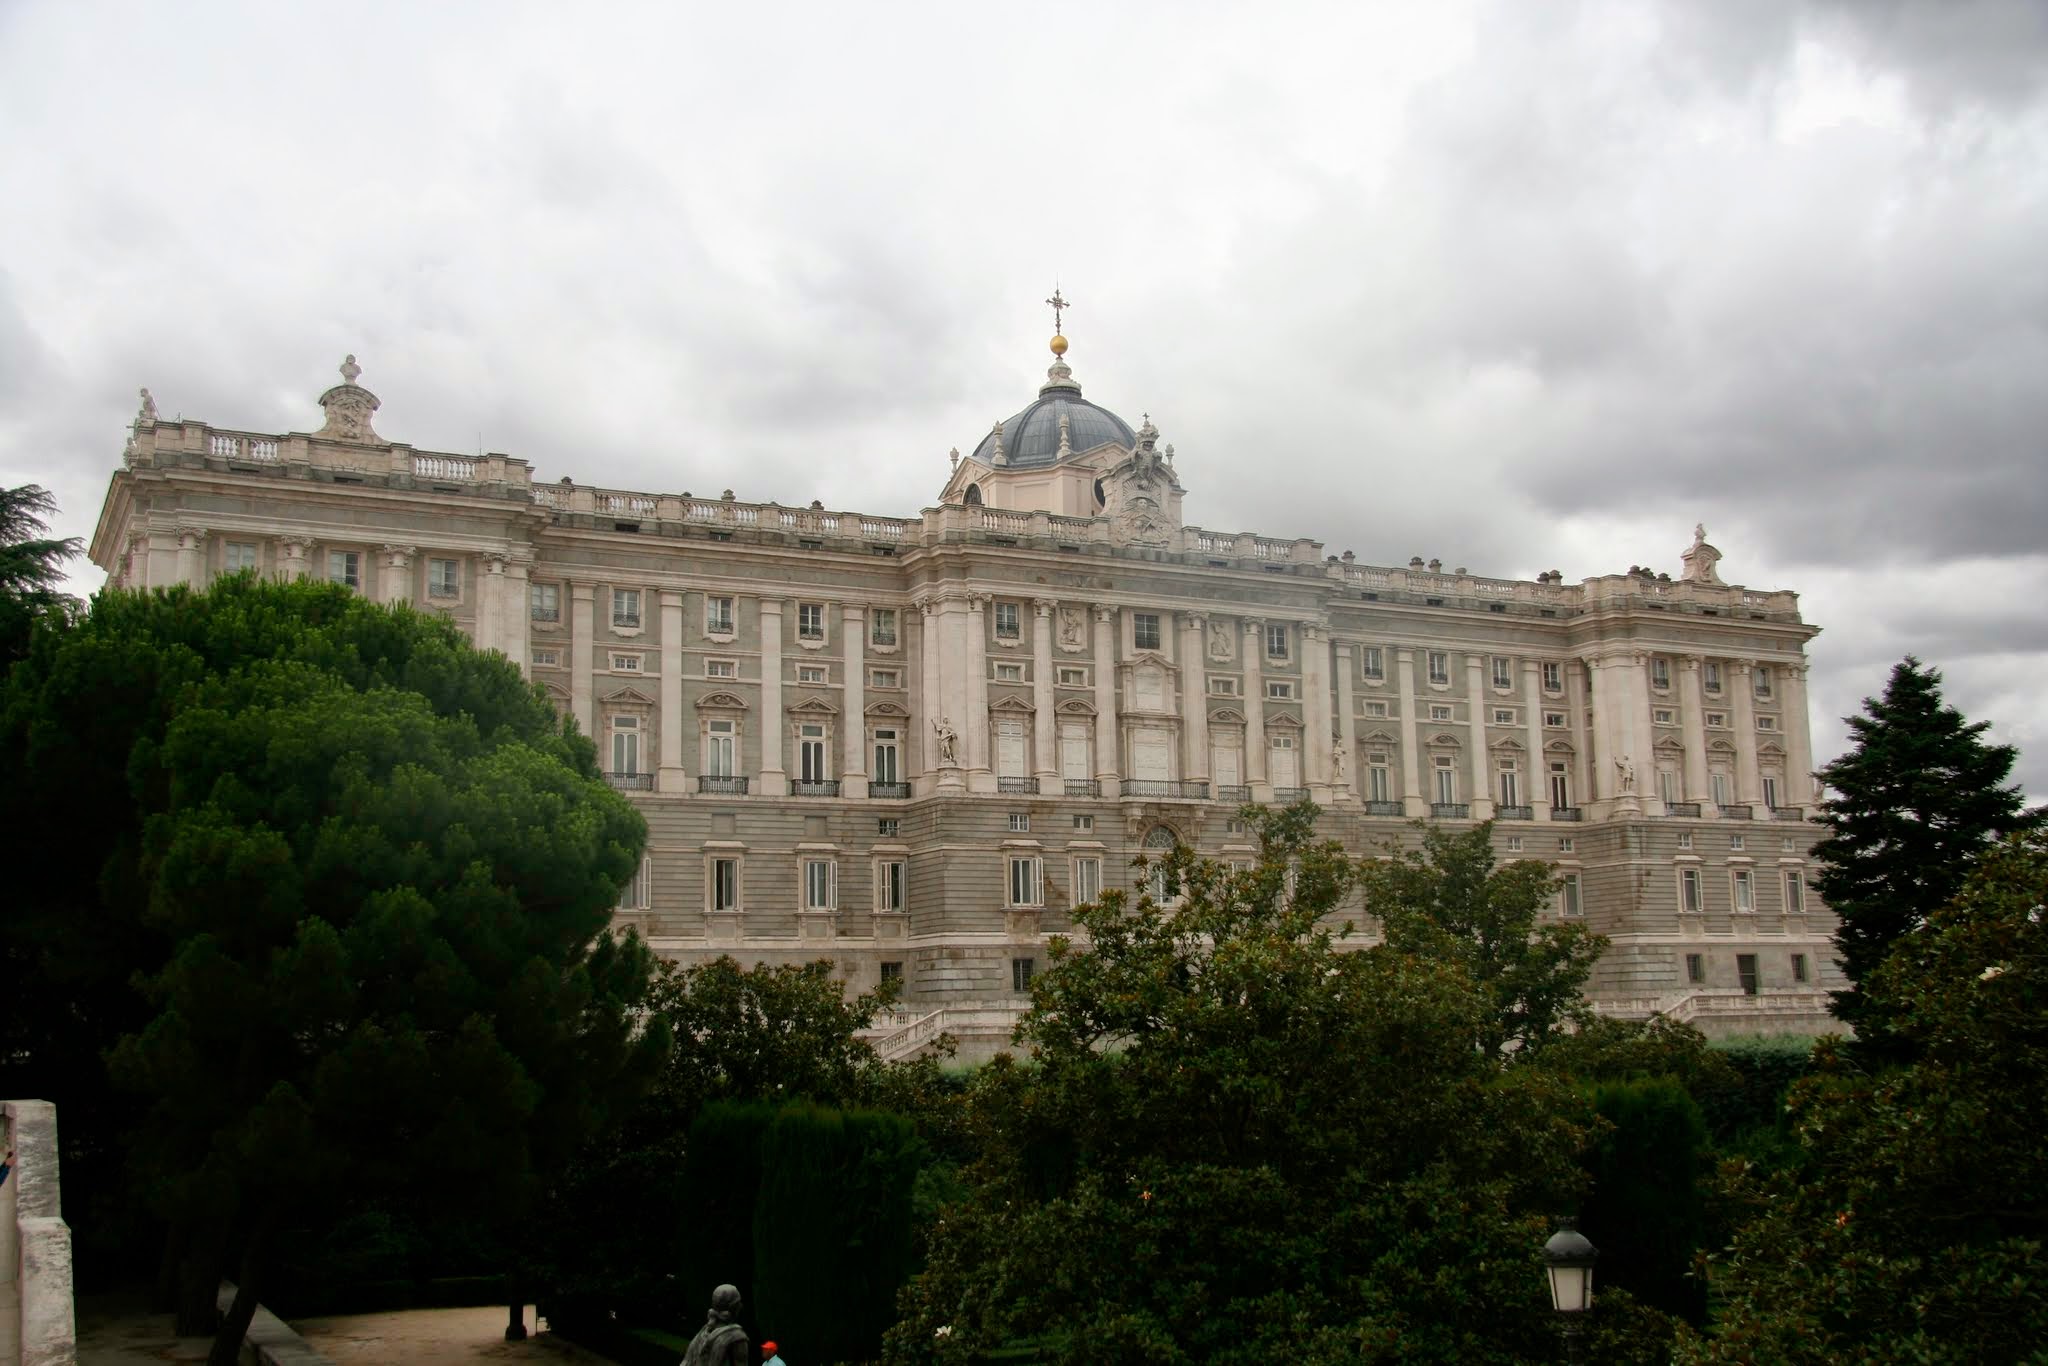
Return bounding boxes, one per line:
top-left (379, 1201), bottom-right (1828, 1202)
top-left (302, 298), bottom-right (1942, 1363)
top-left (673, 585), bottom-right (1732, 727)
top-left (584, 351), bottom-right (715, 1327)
top-left (90, 328), bottom-right (1841, 1055)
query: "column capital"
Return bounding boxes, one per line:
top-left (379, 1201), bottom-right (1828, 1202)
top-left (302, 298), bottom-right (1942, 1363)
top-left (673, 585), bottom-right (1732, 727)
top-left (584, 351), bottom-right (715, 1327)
top-left (967, 591), bottom-right (992, 611)
top-left (1680, 654), bottom-right (1703, 671)
top-left (279, 534), bottom-right (313, 555)
top-left (481, 552), bottom-right (511, 574)
top-left (1732, 657), bottom-right (1756, 675)
top-left (1241, 617), bottom-right (1264, 635)
top-left (1303, 623), bottom-right (1325, 642)
top-left (1178, 609), bottom-right (1207, 629)
top-left (380, 544), bottom-right (417, 566)
top-left (1033, 598), bottom-right (1057, 616)
top-left (840, 601), bottom-right (867, 620)
top-left (174, 524), bottom-right (208, 548)
top-left (1093, 605), bottom-right (1116, 623)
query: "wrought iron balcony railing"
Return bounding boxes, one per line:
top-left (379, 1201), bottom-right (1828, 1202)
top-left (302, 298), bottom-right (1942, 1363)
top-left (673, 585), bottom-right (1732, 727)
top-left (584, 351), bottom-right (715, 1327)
top-left (697, 775), bottom-right (749, 795)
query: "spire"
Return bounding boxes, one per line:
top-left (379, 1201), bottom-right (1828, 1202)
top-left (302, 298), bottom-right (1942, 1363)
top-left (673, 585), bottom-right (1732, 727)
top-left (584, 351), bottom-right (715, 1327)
top-left (990, 420), bottom-right (1007, 466)
top-left (1039, 285), bottom-right (1080, 394)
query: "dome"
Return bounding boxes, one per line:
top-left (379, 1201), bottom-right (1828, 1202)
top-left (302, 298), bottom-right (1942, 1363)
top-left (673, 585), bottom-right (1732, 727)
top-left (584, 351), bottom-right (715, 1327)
top-left (969, 353), bottom-right (1136, 470)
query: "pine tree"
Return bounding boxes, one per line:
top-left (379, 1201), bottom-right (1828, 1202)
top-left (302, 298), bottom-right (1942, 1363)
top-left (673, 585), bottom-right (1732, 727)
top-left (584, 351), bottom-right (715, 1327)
top-left (1814, 656), bottom-right (2038, 1047)
top-left (0, 483), bottom-right (82, 666)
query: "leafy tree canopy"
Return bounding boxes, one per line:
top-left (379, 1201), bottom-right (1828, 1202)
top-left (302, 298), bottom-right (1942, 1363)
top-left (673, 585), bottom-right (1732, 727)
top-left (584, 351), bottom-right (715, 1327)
top-left (1359, 821), bottom-right (1607, 1061)
top-left (0, 575), bottom-right (664, 1362)
top-left (883, 803), bottom-right (1594, 1366)
top-left (1681, 831), bottom-right (2048, 1364)
top-left (1814, 656), bottom-right (2040, 1047)
top-left (0, 482), bottom-right (81, 666)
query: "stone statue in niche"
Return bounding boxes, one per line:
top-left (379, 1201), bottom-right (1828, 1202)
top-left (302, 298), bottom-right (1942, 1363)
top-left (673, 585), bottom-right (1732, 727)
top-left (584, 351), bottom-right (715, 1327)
top-left (1614, 756), bottom-right (1637, 793)
top-left (681, 1284), bottom-right (749, 1366)
top-left (932, 716), bottom-right (959, 766)
top-left (1331, 743), bottom-right (1348, 786)
top-left (1059, 605), bottom-right (1085, 648)
top-left (1207, 619), bottom-right (1233, 660)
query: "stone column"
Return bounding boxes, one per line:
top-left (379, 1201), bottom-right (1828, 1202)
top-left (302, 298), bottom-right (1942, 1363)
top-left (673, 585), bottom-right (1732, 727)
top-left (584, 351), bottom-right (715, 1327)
top-left (917, 599), bottom-right (942, 782)
top-left (1784, 662), bottom-right (1817, 811)
top-left (1334, 642), bottom-right (1358, 802)
top-left (1464, 653), bottom-right (1493, 819)
top-left (1179, 612), bottom-right (1210, 786)
top-left (1567, 660), bottom-right (1592, 813)
top-left (1092, 607), bottom-right (1119, 791)
top-left (659, 590), bottom-right (687, 793)
top-left (476, 554), bottom-right (506, 655)
top-left (841, 603), bottom-right (868, 798)
top-left (1582, 656), bottom-right (1615, 811)
top-left (122, 532), bottom-right (150, 589)
top-left (758, 599), bottom-right (786, 796)
top-left (1522, 659), bottom-right (1550, 819)
top-left (1628, 651), bottom-right (1663, 817)
top-left (500, 556), bottom-right (531, 672)
top-left (569, 583), bottom-right (596, 741)
top-left (1396, 646), bottom-right (1425, 816)
top-left (1033, 600), bottom-right (1058, 786)
top-left (965, 594), bottom-right (992, 791)
top-left (378, 544), bottom-right (415, 604)
top-left (278, 535), bottom-right (312, 582)
top-left (1731, 659), bottom-right (1762, 807)
top-left (1243, 619), bottom-right (1270, 800)
top-left (1304, 625), bottom-right (1333, 799)
top-left (1679, 655), bottom-right (1710, 807)
top-left (174, 527), bottom-right (206, 586)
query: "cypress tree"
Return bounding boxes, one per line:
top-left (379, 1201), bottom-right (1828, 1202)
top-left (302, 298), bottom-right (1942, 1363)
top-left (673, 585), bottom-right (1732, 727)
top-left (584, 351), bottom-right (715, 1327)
top-left (1814, 656), bottom-right (2039, 1050)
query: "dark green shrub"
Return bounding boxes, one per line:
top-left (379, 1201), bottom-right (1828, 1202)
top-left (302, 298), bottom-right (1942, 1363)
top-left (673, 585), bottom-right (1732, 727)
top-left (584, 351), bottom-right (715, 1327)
top-left (1581, 1076), bottom-right (1709, 1323)
top-left (1700, 1035), bottom-right (1820, 1140)
top-left (676, 1100), bottom-right (779, 1332)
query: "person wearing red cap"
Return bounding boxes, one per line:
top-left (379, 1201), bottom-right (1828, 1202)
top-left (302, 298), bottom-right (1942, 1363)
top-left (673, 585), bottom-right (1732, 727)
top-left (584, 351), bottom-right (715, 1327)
top-left (761, 1341), bottom-right (785, 1366)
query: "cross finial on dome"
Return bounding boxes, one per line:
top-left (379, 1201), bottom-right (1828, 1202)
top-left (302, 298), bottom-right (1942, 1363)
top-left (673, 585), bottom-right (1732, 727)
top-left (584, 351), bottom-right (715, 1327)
top-left (1045, 285), bottom-right (1069, 335)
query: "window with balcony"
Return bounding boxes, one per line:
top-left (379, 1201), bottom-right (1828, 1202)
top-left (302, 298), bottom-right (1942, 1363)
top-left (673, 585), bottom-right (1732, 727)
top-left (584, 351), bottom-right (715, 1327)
top-left (797, 602), bottom-right (825, 641)
top-left (1427, 650), bottom-right (1450, 685)
top-left (869, 607), bottom-right (896, 646)
top-left (706, 595), bottom-right (735, 634)
top-left (609, 716), bottom-right (641, 777)
top-left (1367, 760), bottom-right (1392, 805)
top-left (1542, 661), bottom-right (1563, 692)
top-left (1266, 623), bottom-right (1290, 660)
top-left (225, 541), bottom-right (259, 572)
top-left (327, 550), bottom-right (361, 590)
top-left (994, 601), bottom-right (1021, 639)
top-left (1549, 761), bottom-right (1571, 810)
top-left (871, 729), bottom-right (900, 787)
top-left (1651, 656), bottom-right (1671, 690)
top-left (612, 588), bottom-right (641, 628)
top-left (798, 723), bottom-right (830, 784)
top-left (1433, 757), bottom-right (1458, 805)
top-left (530, 582), bottom-right (560, 622)
top-left (1497, 766), bottom-right (1521, 808)
top-left (1658, 768), bottom-right (1679, 805)
top-left (704, 719), bottom-right (738, 778)
top-left (1361, 646), bottom-right (1384, 680)
top-left (428, 558), bottom-right (460, 598)
top-left (1133, 612), bottom-right (1161, 650)
top-left (1492, 656), bottom-right (1513, 689)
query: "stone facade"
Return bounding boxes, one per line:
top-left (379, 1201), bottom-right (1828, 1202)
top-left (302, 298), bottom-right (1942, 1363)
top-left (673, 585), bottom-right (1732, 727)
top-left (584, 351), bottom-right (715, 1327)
top-left (90, 350), bottom-right (1843, 1052)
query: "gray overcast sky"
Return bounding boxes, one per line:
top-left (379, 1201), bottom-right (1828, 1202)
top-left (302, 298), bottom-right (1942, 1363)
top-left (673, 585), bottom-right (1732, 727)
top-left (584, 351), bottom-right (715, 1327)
top-left (3, 0), bottom-right (2045, 797)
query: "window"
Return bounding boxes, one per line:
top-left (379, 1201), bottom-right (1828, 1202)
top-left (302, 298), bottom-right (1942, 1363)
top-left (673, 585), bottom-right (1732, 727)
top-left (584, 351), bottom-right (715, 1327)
top-left (1544, 711), bottom-right (1567, 728)
top-left (1008, 812), bottom-right (1030, 833)
top-left (1549, 761), bottom-right (1571, 809)
top-left (870, 607), bottom-right (897, 646)
top-left (530, 582), bottom-right (560, 622)
top-left (1058, 666), bottom-right (1088, 686)
top-left (1651, 657), bottom-right (1671, 690)
top-left (1654, 708), bottom-right (1675, 725)
top-left (1542, 661), bottom-right (1563, 692)
top-left (875, 859), bottom-right (905, 912)
top-left (1498, 766), bottom-right (1521, 808)
top-left (1492, 708), bottom-right (1516, 725)
top-left (1073, 856), bottom-right (1102, 905)
top-left (1433, 757), bottom-right (1458, 805)
top-left (994, 602), bottom-right (1021, 639)
top-left (1226, 817), bottom-right (1249, 835)
top-left (1266, 623), bottom-right (1289, 659)
top-left (612, 588), bottom-right (641, 628)
top-left (1677, 832), bottom-right (1693, 849)
top-left (1557, 837), bottom-right (1575, 853)
top-left (609, 716), bottom-right (640, 775)
top-left (697, 596), bottom-right (732, 635)
top-left (877, 816), bottom-right (900, 837)
top-left (1730, 834), bottom-right (1746, 851)
top-left (1365, 700), bottom-right (1389, 718)
top-left (1427, 650), bottom-right (1450, 685)
top-left (1737, 953), bottom-right (1759, 995)
top-left (797, 665), bottom-right (826, 685)
top-left (872, 729), bottom-right (900, 786)
top-left (995, 662), bottom-right (1025, 682)
top-left (1791, 952), bottom-right (1809, 983)
top-left (1209, 676), bottom-right (1240, 696)
top-left (704, 719), bottom-right (737, 777)
top-left (1492, 656), bottom-right (1514, 689)
top-left (1008, 856), bottom-right (1042, 907)
top-left (1506, 836), bottom-right (1524, 852)
top-left (711, 857), bottom-right (741, 912)
top-left (1784, 870), bottom-right (1805, 913)
top-left (1733, 868), bottom-right (1755, 913)
top-left (1658, 768), bottom-right (1680, 805)
top-left (798, 602), bottom-right (825, 641)
top-left (1703, 661), bottom-right (1723, 693)
top-left (994, 716), bottom-right (1027, 778)
top-left (1367, 758), bottom-right (1392, 804)
top-left (617, 856), bottom-right (650, 911)
top-left (803, 858), bottom-right (835, 910)
top-left (1560, 872), bottom-right (1582, 917)
top-left (532, 648), bottom-right (559, 667)
top-left (1705, 711), bottom-right (1728, 728)
top-left (225, 541), bottom-right (259, 572)
top-left (1686, 953), bottom-right (1705, 984)
top-left (1133, 612), bottom-right (1161, 650)
top-left (611, 653), bottom-right (642, 672)
top-left (1761, 775), bottom-right (1781, 810)
top-left (706, 659), bottom-right (736, 679)
top-left (1754, 665), bottom-right (1773, 698)
top-left (1430, 704), bottom-right (1452, 721)
top-left (327, 549), bottom-right (361, 589)
top-left (1059, 722), bottom-right (1091, 780)
top-left (1711, 771), bottom-right (1732, 805)
top-left (1072, 814), bottom-right (1094, 832)
top-left (1266, 680), bottom-right (1295, 701)
top-left (1679, 867), bottom-right (1702, 912)
top-left (428, 557), bottom-right (459, 598)
top-left (1011, 956), bottom-right (1036, 991)
top-left (1361, 646), bottom-right (1384, 680)
top-left (880, 960), bottom-right (903, 984)
top-left (798, 723), bottom-right (829, 783)
top-left (871, 668), bottom-right (900, 689)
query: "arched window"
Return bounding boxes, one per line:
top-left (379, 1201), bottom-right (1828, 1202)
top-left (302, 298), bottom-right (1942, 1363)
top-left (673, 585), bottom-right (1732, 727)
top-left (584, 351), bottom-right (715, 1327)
top-left (964, 483), bottom-right (982, 506)
top-left (1143, 824), bottom-right (1179, 902)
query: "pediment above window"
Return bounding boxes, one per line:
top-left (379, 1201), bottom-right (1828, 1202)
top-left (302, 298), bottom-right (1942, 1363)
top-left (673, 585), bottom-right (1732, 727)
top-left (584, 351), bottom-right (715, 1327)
top-left (604, 684), bottom-right (657, 707)
top-left (990, 695), bottom-right (1036, 713)
top-left (695, 690), bottom-right (751, 711)
top-left (790, 696), bottom-right (841, 715)
top-left (865, 699), bottom-right (911, 718)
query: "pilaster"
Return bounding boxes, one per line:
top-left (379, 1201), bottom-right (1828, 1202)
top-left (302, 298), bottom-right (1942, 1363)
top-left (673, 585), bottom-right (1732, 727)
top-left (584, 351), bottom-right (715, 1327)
top-left (1333, 642), bottom-right (1357, 802)
top-left (1464, 653), bottom-right (1493, 820)
top-left (569, 583), bottom-right (596, 741)
top-left (659, 590), bottom-right (687, 793)
top-left (1731, 659), bottom-right (1761, 807)
top-left (1092, 607), bottom-right (1119, 788)
top-left (1180, 612), bottom-right (1210, 784)
top-left (1679, 655), bottom-right (1710, 805)
top-left (1783, 663), bottom-right (1816, 811)
top-left (1521, 659), bottom-right (1550, 819)
top-left (1032, 601), bottom-right (1058, 783)
top-left (278, 535), bottom-right (312, 582)
top-left (174, 526), bottom-right (207, 587)
top-left (841, 602), bottom-right (868, 798)
top-left (758, 598), bottom-right (786, 796)
top-left (1304, 625), bottom-right (1333, 800)
top-left (378, 544), bottom-right (415, 605)
top-left (965, 593), bottom-right (993, 792)
top-left (1242, 619), bottom-right (1270, 801)
top-left (1395, 646), bottom-right (1424, 816)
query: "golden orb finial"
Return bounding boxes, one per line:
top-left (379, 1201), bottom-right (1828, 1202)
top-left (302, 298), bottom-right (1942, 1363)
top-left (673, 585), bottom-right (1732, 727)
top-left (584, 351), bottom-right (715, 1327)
top-left (1049, 333), bottom-right (1069, 356)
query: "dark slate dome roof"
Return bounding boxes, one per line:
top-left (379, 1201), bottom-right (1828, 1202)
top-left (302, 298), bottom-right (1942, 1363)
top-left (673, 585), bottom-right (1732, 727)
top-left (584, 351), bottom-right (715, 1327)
top-left (969, 358), bottom-right (1136, 469)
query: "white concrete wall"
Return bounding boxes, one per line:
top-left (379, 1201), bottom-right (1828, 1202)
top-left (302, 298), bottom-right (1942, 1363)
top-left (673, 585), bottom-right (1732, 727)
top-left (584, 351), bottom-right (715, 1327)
top-left (1, 1100), bottom-right (75, 1366)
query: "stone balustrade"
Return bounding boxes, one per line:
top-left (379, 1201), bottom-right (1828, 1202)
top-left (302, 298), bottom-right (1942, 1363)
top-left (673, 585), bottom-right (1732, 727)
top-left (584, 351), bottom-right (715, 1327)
top-left (127, 418), bottom-right (530, 491)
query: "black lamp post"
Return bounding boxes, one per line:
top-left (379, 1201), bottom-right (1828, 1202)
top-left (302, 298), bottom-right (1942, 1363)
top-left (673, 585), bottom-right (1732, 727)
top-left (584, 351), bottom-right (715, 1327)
top-left (1543, 1219), bottom-right (1598, 1362)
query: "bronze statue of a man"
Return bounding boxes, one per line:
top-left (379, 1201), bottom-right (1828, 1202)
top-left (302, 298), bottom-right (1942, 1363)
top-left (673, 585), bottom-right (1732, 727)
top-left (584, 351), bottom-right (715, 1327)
top-left (680, 1283), bottom-right (749, 1366)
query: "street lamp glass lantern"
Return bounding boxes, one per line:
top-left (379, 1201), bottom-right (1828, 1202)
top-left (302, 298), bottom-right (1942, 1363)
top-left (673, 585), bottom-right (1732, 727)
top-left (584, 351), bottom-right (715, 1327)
top-left (1543, 1223), bottom-right (1598, 1314)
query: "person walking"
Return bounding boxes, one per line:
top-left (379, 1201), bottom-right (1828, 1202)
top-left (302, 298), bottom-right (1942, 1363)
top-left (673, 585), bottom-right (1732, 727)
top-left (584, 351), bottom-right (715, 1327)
top-left (761, 1340), bottom-right (786, 1366)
